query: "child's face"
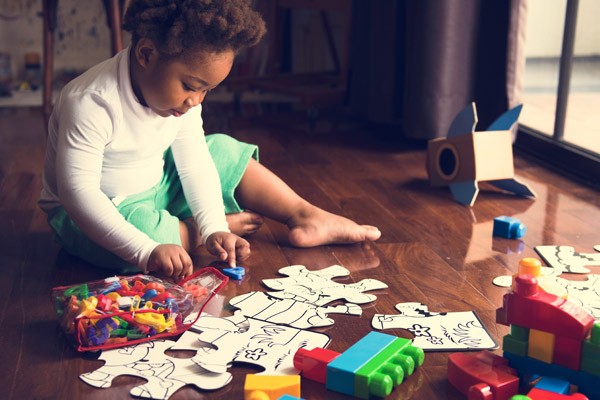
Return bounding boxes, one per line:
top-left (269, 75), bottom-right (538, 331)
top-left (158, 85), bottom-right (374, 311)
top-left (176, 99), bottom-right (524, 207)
top-left (132, 40), bottom-right (234, 118)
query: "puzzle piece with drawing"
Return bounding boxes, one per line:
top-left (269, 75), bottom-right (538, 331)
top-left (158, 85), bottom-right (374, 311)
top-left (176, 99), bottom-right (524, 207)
top-left (555, 274), bottom-right (600, 320)
top-left (371, 302), bottom-right (497, 351)
top-left (229, 291), bottom-right (362, 329)
top-left (79, 339), bottom-right (232, 400)
top-left (535, 245), bottom-right (600, 274)
top-left (171, 313), bottom-right (330, 375)
top-left (262, 264), bottom-right (388, 306)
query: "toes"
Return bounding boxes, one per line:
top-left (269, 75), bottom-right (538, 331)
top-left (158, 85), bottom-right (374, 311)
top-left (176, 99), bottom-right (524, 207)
top-left (362, 225), bottom-right (381, 241)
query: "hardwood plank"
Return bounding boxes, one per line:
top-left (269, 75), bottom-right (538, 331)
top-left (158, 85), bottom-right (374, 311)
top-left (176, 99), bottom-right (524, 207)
top-left (1, 107), bottom-right (599, 399)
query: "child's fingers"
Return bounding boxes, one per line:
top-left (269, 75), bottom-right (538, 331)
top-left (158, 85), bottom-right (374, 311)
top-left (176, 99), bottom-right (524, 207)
top-left (236, 238), bottom-right (251, 262)
top-left (224, 240), bottom-right (237, 268)
top-left (208, 240), bottom-right (230, 263)
top-left (159, 261), bottom-right (174, 277)
top-left (223, 237), bottom-right (245, 267)
top-left (175, 251), bottom-right (193, 280)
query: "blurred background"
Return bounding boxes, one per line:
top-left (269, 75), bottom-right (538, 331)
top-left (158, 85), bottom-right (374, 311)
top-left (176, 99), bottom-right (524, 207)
top-left (0, 0), bottom-right (598, 185)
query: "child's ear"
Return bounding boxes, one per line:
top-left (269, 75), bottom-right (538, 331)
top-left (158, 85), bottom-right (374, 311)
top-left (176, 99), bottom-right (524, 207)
top-left (135, 38), bottom-right (157, 68)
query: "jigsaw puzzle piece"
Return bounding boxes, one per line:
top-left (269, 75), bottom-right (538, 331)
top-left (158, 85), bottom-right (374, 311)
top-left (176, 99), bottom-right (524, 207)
top-left (262, 265), bottom-right (350, 291)
top-left (371, 303), bottom-right (496, 351)
top-left (535, 245), bottom-right (600, 274)
top-left (79, 340), bottom-right (232, 399)
top-left (229, 291), bottom-right (361, 329)
top-left (556, 274), bottom-right (600, 320)
top-left (263, 265), bottom-right (387, 307)
top-left (187, 315), bottom-right (330, 375)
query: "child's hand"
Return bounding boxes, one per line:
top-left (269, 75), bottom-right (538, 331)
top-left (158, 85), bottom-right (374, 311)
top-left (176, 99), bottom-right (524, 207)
top-left (205, 231), bottom-right (250, 267)
top-left (147, 244), bottom-right (193, 280)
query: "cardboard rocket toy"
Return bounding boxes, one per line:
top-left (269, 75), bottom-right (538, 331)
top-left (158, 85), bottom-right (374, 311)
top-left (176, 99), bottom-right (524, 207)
top-left (426, 102), bottom-right (536, 206)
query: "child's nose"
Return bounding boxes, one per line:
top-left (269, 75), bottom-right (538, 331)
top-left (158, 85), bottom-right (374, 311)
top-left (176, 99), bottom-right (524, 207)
top-left (185, 93), bottom-right (205, 108)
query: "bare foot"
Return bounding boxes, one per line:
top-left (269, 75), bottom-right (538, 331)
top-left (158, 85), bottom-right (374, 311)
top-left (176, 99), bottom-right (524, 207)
top-left (226, 211), bottom-right (265, 236)
top-left (287, 205), bottom-right (381, 247)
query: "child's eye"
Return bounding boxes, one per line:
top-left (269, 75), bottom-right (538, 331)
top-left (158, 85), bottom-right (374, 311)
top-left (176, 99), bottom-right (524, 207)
top-left (183, 83), bottom-right (196, 92)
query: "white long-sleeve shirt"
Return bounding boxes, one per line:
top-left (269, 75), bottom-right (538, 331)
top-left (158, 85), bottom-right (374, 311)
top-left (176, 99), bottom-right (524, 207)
top-left (39, 48), bottom-right (229, 270)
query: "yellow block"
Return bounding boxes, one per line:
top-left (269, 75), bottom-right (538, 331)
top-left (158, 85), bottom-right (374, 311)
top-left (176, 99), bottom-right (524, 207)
top-left (528, 328), bottom-right (555, 363)
top-left (519, 258), bottom-right (542, 276)
top-left (244, 374), bottom-right (300, 400)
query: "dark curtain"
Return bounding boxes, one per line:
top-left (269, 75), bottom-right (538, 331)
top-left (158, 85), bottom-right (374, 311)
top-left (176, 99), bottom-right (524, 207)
top-left (349, 0), bottom-right (527, 139)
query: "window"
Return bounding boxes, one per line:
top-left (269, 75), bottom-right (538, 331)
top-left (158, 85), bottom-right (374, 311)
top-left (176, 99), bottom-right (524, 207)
top-left (517, 0), bottom-right (600, 186)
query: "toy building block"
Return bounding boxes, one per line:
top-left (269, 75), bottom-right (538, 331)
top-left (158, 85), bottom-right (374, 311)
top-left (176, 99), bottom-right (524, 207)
top-left (581, 323), bottom-right (600, 376)
top-left (533, 376), bottom-right (570, 394)
top-left (503, 324), bottom-right (529, 356)
top-left (528, 328), bottom-right (555, 363)
top-left (326, 331), bottom-right (396, 396)
top-left (575, 369), bottom-right (600, 400)
top-left (496, 275), bottom-right (595, 341)
top-left (523, 388), bottom-right (589, 400)
top-left (502, 351), bottom-right (600, 399)
top-left (554, 335), bottom-right (584, 371)
top-left (353, 337), bottom-right (424, 399)
top-left (244, 374), bottom-right (300, 400)
top-left (426, 102), bottom-right (536, 206)
top-left (294, 347), bottom-right (341, 384)
top-left (511, 258), bottom-right (567, 299)
top-left (277, 396), bottom-right (305, 400)
top-left (494, 216), bottom-right (527, 239)
top-left (447, 351), bottom-right (519, 400)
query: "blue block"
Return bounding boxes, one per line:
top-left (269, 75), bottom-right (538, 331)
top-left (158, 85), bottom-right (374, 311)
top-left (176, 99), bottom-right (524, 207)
top-left (326, 332), bottom-right (397, 396)
top-left (576, 369), bottom-right (600, 400)
top-left (534, 376), bottom-right (570, 394)
top-left (493, 216), bottom-right (526, 239)
top-left (504, 351), bottom-right (578, 383)
top-left (223, 266), bottom-right (245, 280)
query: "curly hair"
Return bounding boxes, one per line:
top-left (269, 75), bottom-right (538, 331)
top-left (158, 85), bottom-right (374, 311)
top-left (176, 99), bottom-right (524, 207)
top-left (123, 0), bottom-right (266, 57)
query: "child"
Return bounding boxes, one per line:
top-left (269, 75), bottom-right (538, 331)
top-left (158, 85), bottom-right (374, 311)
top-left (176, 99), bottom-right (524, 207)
top-left (39, 0), bottom-right (381, 280)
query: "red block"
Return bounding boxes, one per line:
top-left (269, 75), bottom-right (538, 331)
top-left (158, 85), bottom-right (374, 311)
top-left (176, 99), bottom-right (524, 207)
top-left (496, 275), bottom-right (594, 340)
top-left (447, 351), bottom-right (519, 400)
top-left (294, 347), bottom-right (341, 384)
top-left (526, 388), bottom-right (588, 399)
top-left (553, 335), bottom-right (584, 371)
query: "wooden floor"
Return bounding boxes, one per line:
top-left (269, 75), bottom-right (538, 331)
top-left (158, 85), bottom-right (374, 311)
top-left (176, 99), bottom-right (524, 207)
top-left (1, 106), bottom-right (599, 400)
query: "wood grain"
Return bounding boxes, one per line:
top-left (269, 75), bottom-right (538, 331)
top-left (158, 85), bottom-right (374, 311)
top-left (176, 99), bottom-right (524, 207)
top-left (1, 107), bottom-right (599, 399)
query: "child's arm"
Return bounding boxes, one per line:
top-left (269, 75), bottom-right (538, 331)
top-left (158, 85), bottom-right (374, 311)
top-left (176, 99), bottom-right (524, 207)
top-left (169, 109), bottom-right (234, 244)
top-left (54, 95), bottom-right (163, 271)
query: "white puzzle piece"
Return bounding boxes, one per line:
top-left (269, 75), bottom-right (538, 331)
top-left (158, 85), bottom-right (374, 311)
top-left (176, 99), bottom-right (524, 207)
top-left (371, 302), bottom-right (497, 351)
top-left (262, 264), bottom-right (388, 306)
top-left (535, 245), bottom-right (600, 274)
top-left (79, 340), bottom-right (232, 399)
top-left (556, 274), bottom-right (600, 320)
top-left (172, 313), bottom-right (330, 375)
top-left (229, 291), bottom-right (362, 329)
top-left (492, 266), bottom-right (557, 288)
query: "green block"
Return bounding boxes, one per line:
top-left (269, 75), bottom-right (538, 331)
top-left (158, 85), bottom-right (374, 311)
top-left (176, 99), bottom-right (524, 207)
top-left (354, 338), bottom-right (424, 399)
top-left (590, 323), bottom-right (600, 345)
top-left (510, 324), bottom-right (529, 341)
top-left (581, 337), bottom-right (600, 377)
top-left (503, 333), bottom-right (528, 356)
